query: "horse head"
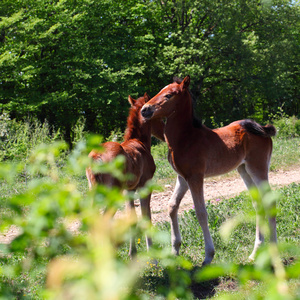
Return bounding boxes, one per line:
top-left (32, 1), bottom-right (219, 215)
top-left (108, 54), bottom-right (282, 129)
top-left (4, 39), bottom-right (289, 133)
top-left (141, 76), bottom-right (190, 120)
top-left (125, 93), bottom-right (165, 143)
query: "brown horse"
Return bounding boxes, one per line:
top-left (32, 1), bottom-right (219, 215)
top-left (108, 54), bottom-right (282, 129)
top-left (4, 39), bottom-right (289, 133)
top-left (86, 93), bottom-right (164, 256)
top-left (141, 76), bottom-right (277, 265)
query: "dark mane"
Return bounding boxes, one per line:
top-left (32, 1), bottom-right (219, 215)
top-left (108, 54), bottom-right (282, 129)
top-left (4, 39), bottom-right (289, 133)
top-left (173, 77), bottom-right (203, 129)
top-left (173, 76), bottom-right (183, 84)
top-left (124, 97), bottom-right (145, 141)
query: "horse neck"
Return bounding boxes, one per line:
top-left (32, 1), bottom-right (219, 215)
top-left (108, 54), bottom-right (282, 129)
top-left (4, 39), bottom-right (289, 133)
top-left (165, 92), bottom-right (194, 145)
top-left (151, 119), bottom-right (165, 142)
top-left (124, 116), bottom-right (152, 150)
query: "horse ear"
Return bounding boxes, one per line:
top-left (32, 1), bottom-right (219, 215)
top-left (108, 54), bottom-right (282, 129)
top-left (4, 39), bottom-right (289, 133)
top-left (144, 92), bottom-right (150, 102)
top-left (128, 95), bottom-right (136, 106)
top-left (181, 75), bottom-right (190, 90)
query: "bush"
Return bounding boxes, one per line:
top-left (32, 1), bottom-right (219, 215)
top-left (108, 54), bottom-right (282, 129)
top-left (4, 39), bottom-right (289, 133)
top-left (270, 107), bottom-right (300, 138)
top-left (273, 116), bottom-right (300, 138)
top-left (70, 116), bottom-right (88, 148)
top-left (0, 138), bottom-right (194, 299)
top-left (0, 114), bottom-right (62, 161)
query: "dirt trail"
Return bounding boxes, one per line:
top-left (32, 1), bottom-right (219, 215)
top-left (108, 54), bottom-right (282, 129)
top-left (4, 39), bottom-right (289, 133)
top-left (1, 166), bottom-right (299, 243)
top-left (150, 166), bottom-right (300, 224)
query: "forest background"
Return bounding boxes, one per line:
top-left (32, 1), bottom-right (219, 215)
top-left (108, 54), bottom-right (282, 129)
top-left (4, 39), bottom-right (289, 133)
top-left (0, 0), bottom-right (299, 146)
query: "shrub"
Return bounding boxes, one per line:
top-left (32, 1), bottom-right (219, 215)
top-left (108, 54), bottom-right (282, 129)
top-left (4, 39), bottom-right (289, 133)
top-left (0, 138), bottom-right (194, 299)
top-left (70, 116), bottom-right (88, 148)
top-left (270, 107), bottom-right (300, 138)
top-left (0, 114), bottom-right (62, 161)
top-left (273, 116), bottom-right (300, 138)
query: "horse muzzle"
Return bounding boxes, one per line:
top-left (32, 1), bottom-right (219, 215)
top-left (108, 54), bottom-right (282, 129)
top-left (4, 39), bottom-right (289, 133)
top-left (141, 105), bottom-right (154, 120)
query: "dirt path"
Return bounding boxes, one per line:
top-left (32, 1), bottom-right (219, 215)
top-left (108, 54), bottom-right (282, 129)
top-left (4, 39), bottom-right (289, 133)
top-left (1, 166), bottom-right (299, 243)
top-left (150, 166), bottom-right (300, 224)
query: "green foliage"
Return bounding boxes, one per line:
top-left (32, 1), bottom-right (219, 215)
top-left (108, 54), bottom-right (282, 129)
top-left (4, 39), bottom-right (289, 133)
top-left (0, 0), bottom-right (299, 140)
top-left (0, 113), bottom-right (62, 161)
top-left (0, 138), bottom-right (135, 299)
top-left (0, 133), bottom-right (299, 298)
top-left (105, 128), bottom-right (124, 143)
top-left (0, 138), bottom-right (195, 299)
top-left (70, 116), bottom-right (87, 148)
top-left (273, 116), bottom-right (300, 139)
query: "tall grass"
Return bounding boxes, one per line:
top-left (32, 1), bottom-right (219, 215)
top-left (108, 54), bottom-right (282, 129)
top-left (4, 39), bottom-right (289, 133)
top-left (271, 137), bottom-right (300, 171)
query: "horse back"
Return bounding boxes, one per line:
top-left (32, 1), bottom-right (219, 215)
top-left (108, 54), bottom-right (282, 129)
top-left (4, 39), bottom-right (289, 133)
top-left (175, 121), bottom-right (274, 178)
top-left (209, 120), bottom-right (273, 174)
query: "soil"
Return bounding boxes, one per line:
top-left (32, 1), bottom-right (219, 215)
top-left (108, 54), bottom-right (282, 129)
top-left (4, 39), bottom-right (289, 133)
top-left (1, 166), bottom-right (300, 244)
top-left (149, 166), bottom-right (300, 224)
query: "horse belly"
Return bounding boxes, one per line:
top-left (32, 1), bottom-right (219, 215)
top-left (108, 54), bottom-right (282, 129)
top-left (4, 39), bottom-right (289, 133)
top-left (204, 150), bottom-right (245, 178)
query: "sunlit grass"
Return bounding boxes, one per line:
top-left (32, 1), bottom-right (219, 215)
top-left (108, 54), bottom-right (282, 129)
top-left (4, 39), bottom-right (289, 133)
top-left (271, 137), bottom-right (300, 171)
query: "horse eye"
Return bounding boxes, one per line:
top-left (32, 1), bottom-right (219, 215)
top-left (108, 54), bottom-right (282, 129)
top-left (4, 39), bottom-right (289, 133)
top-left (165, 94), bottom-right (173, 100)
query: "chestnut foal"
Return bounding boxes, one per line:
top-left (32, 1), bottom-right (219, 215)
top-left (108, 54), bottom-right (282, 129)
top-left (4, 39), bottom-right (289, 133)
top-left (86, 93), bottom-right (164, 256)
top-left (141, 76), bottom-right (277, 265)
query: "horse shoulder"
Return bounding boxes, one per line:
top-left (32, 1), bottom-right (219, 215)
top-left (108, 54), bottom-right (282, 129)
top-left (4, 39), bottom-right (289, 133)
top-left (123, 139), bottom-right (156, 175)
top-left (118, 139), bottom-right (154, 189)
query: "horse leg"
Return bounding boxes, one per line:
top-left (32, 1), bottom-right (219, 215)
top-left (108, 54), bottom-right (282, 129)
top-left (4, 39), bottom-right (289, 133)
top-left (168, 175), bottom-right (189, 255)
top-left (140, 194), bottom-right (153, 251)
top-left (188, 176), bottom-right (215, 265)
top-left (246, 164), bottom-right (277, 245)
top-left (238, 164), bottom-right (264, 260)
top-left (238, 164), bottom-right (277, 261)
top-left (126, 199), bottom-right (137, 258)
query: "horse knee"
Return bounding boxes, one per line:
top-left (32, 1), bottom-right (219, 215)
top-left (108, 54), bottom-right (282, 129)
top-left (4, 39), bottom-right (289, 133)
top-left (168, 201), bottom-right (179, 218)
top-left (195, 209), bottom-right (208, 223)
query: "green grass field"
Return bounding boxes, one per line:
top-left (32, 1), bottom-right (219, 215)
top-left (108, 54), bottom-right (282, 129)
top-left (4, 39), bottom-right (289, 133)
top-left (0, 137), bottom-right (299, 299)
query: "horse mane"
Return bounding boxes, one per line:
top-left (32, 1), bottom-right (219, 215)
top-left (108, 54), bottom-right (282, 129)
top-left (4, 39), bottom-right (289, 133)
top-left (173, 77), bottom-right (203, 128)
top-left (123, 97), bottom-right (145, 141)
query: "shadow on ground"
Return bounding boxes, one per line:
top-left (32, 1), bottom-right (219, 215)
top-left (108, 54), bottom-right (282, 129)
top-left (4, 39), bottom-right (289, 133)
top-left (137, 265), bottom-right (235, 299)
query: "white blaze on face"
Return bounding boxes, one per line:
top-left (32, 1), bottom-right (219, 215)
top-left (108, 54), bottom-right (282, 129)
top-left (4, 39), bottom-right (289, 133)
top-left (160, 84), bottom-right (170, 93)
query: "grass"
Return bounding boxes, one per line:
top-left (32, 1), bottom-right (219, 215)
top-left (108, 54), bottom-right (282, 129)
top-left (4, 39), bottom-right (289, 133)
top-left (271, 137), bottom-right (300, 171)
top-left (151, 142), bottom-right (176, 187)
top-left (0, 136), bottom-right (299, 299)
top-left (134, 183), bottom-right (300, 298)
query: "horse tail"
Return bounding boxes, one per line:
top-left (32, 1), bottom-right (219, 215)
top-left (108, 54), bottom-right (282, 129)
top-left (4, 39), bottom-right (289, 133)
top-left (240, 119), bottom-right (276, 137)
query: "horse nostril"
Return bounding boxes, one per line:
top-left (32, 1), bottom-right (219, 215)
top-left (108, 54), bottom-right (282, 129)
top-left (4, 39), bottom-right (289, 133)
top-left (141, 106), bottom-right (154, 119)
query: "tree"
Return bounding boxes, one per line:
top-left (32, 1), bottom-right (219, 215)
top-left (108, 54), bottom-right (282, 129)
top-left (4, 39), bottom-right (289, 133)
top-left (0, 0), bottom-right (299, 142)
top-left (152, 0), bottom-right (300, 124)
top-left (0, 0), bottom-right (161, 143)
